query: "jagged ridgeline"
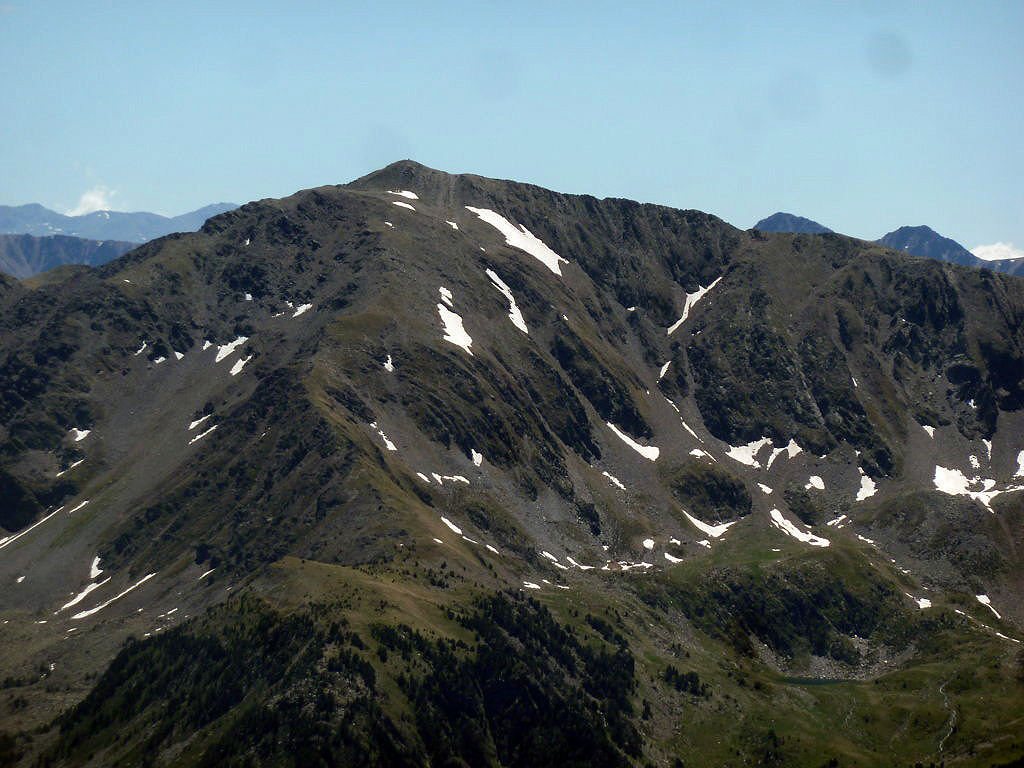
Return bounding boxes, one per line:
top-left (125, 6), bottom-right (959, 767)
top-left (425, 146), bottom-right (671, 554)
top-left (0, 161), bottom-right (1023, 767)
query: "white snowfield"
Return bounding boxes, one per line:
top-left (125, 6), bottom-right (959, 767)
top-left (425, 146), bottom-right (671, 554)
top-left (214, 336), bottom-right (248, 363)
top-left (387, 190), bottom-right (419, 200)
top-left (757, 483), bottom-right (773, 495)
top-left (664, 552), bottom-right (683, 564)
top-left (976, 594), bottom-right (1001, 619)
top-left (471, 449), bottom-right (484, 467)
top-left (292, 303), bottom-right (312, 318)
top-left (607, 423), bottom-right (659, 460)
top-left (725, 437), bottom-right (771, 468)
top-left (372, 425), bottom-right (397, 452)
top-left (768, 508), bottom-right (830, 547)
top-left (465, 206), bottom-right (568, 275)
top-left (383, 354), bottom-right (394, 372)
top-left (188, 414), bottom-right (211, 431)
top-left (445, 220), bottom-right (459, 230)
top-left (922, 425), bottom-right (935, 438)
top-left (804, 475), bottom-right (825, 490)
top-left (856, 468), bottom-right (877, 501)
top-left (57, 577), bottom-right (111, 613)
top-left (437, 303), bottom-right (473, 355)
top-left (188, 425), bottom-right (218, 445)
top-left (602, 471), bottom-right (626, 490)
top-left (914, 597), bottom-right (932, 609)
top-left (933, 465), bottom-right (1024, 511)
top-left (440, 517), bottom-right (463, 535)
top-left (666, 277), bottom-right (723, 334)
top-left (642, 538), bottom-right (655, 550)
top-left (766, 438), bottom-right (803, 470)
top-left (229, 355), bottom-right (252, 376)
top-left (56, 459), bottom-right (85, 477)
top-left (485, 268), bottom-right (528, 333)
top-left (682, 509), bottom-right (736, 539)
top-left (391, 201), bottom-right (415, 211)
top-left (90, 556), bottom-right (103, 580)
top-left (658, 361), bottom-right (672, 381)
top-left (69, 428), bottom-right (91, 442)
top-left (71, 572), bottom-right (157, 620)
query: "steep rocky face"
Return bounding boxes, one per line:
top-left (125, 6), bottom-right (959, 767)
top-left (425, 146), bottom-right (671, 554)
top-left (1, 161), bottom-right (1023, 767)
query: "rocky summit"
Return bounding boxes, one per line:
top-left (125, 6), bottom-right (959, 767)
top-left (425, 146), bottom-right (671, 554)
top-left (1, 161), bottom-right (1023, 768)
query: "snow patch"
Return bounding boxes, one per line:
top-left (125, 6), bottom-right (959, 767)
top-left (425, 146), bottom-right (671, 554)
top-left (658, 361), bottom-right (672, 381)
top-left (768, 509), bottom-right (830, 547)
top-left (68, 500), bottom-right (89, 514)
top-left (56, 459), bottom-right (85, 477)
top-left (666, 277), bottom-right (723, 334)
top-left (642, 538), bottom-right (655, 550)
top-left (485, 268), bottom-right (528, 333)
top-left (607, 423), bottom-right (659, 461)
top-left (133, 341), bottom-right (147, 356)
top-left (682, 509), bottom-right (736, 539)
top-left (383, 354), bottom-right (394, 372)
top-left (71, 572), bottom-right (157, 620)
top-left (437, 302), bottom-right (473, 355)
top-left (188, 414), bottom-right (211, 431)
top-left (440, 517), bottom-right (463, 535)
top-left (804, 476), bottom-right (825, 491)
top-left (664, 552), bottom-right (683, 564)
top-left (922, 425), bottom-right (935, 438)
top-left (856, 468), bottom-right (877, 501)
top-left (198, 569), bottom-right (215, 580)
top-left (90, 556), bottom-right (103, 579)
top-left (215, 336), bottom-right (248, 362)
top-left (471, 449), bottom-right (483, 467)
top-left (292, 303), bottom-right (312, 318)
top-left (726, 437), bottom-right (771, 468)
top-left (152, 356), bottom-right (166, 365)
top-left (465, 206), bottom-right (567, 275)
top-left (173, 351), bottom-right (184, 360)
top-left (757, 483), bottom-right (773, 495)
top-left (602, 471), bottom-right (626, 490)
top-left (69, 428), bottom-right (91, 442)
top-left (522, 581), bottom-right (541, 590)
top-left (229, 355), bottom-right (252, 376)
top-left (188, 425), bottom-right (218, 445)
top-left (387, 190), bottom-right (419, 200)
top-left (915, 597), bottom-right (932, 609)
top-left (445, 220), bottom-right (459, 230)
top-left (976, 594), bottom-right (1001, 619)
top-left (57, 578), bottom-right (111, 613)
top-left (391, 200), bottom-right (415, 211)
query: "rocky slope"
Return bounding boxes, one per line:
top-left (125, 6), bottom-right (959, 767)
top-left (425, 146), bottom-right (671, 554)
top-left (0, 162), bottom-right (1023, 767)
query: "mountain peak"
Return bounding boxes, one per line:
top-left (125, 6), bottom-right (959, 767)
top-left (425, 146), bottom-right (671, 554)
top-left (752, 212), bottom-right (832, 234)
top-left (877, 224), bottom-right (976, 267)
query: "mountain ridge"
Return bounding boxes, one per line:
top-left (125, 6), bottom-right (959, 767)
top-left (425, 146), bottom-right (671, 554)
top-left (1, 160), bottom-right (1022, 766)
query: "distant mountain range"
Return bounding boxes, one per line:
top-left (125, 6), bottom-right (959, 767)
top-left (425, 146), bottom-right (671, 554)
top-left (0, 202), bottom-right (238, 243)
top-left (0, 234), bottom-right (137, 280)
top-left (754, 212), bottom-right (1024, 277)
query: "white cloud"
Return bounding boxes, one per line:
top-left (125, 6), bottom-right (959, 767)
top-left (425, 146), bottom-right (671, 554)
top-left (971, 242), bottom-right (1024, 262)
top-left (66, 185), bottom-right (119, 217)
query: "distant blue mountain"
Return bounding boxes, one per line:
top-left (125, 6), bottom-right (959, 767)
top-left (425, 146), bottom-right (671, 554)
top-left (0, 202), bottom-right (237, 243)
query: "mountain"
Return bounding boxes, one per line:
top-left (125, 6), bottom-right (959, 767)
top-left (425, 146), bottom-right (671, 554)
top-left (877, 224), bottom-right (978, 267)
top-left (0, 202), bottom-right (238, 243)
top-left (0, 160), bottom-right (1023, 767)
top-left (752, 211), bottom-right (832, 234)
top-left (0, 234), bottom-right (137, 280)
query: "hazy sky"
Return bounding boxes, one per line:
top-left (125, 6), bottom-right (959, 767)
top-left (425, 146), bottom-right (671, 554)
top-left (2, 1), bottom-right (1021, 254)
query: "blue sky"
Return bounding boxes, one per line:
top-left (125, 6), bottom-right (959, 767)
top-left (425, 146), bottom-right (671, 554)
top-left (2, 1), bottom-right (1021, 254)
